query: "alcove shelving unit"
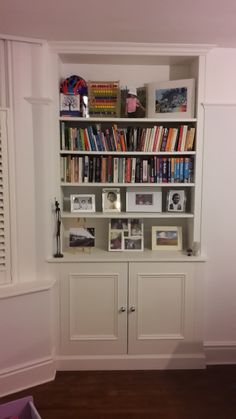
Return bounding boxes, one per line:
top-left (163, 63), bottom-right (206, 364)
top-left (48, 42), bottom-right (208, 370)
top-left (58, 113), bottom-right (197, 257)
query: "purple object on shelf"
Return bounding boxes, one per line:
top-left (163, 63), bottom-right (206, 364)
top-left (0, 396), bottom-right (41, 419)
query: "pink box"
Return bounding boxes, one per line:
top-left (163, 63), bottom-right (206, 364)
top-left (0, 396), bottom-right (41, 419)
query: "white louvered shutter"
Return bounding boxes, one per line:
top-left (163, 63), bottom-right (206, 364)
top-left (0, 109), bottom-right (11, 283)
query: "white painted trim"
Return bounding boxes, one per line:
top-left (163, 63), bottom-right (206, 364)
top-left (0, 279), bottom-right (56, 299)
top-left (204, 341), bottom-right (236, 346)
top-left (49, 41), bottom-right (215, 56)
top-left (0, 357), bottom-right (56, 397)
top-left (0, 33), bottom-right (45, 45)
top-left (56, 354), bottom-right (206, 370)
top-left (202, 102), bottom-right (236, 108)
top-left (204, 343), bottom-right (236, 365)
top-left (24, 97), bottom-right (53, 105)
top-left (5, 41), bottom-right (19, 283)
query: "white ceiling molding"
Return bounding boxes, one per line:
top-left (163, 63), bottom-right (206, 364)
top-left (49, 41), bottom-right (216, 57)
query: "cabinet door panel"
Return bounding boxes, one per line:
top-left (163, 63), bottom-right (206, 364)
top-left (128, 262), bottom-right (198, 355)
top-left (60, 263), bottom-right (128, 355)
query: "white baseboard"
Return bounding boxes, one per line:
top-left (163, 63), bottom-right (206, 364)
top-left (56, 353), bottom-right (206, 371)
top-left (204, 342), bottom-right (236, 365)
top-left (0, 357), bottom-right (56, 397)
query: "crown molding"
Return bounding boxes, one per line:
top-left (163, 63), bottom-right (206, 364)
top-left (49, 41), bottom-right (216, 57)
top-left (0, 33), bottom-right (45, 45)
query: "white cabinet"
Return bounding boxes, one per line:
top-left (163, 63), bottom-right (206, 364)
top-left (128, 262), bottom-right (199, 355)
top-left (60, 262), bottom-right (128, 355)
top-left (59, 261), bottom-right (205, 369)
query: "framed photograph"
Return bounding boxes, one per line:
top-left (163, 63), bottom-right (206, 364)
top-left (70, 194), bottom-right (95, 213)
top-left (109, 218), bottom-right (144, 251)
top-left (120, 86), bottom-right (146, 118)
top-left (152, 226), bottom-right (182, 251)
top-left (110, 218), bottom-right (129, 230)
top-left (167, 190), bottom-right (186, 212)
top-left (109, 231), bottom-right (123, 251)
top-left (130, 218), bottom-right (143, 237)
top-left (147, 79), bottom-right (195, 119)
top-left (60, 93), bottom-right (81, 117)
top-left (124, 238), bottom-right (143, 251)
top-left (69, 227), bottom-right (95, 248)
top-left (126, 187), bottom-right (162, 212)
top-left (102, 188), bottom-right (121, 212)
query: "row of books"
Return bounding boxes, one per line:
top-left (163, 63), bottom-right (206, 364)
top-left (60, 124), bottom-right (195, 153)
top-left (60, 156), bottom-right (194, 184)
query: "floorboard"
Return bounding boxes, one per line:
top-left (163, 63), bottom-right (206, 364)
top-left (1, 366), bottom-right (236, 418)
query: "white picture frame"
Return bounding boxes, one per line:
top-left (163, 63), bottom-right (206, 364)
top-left (70, 194), bottom-right (95, 213)
top-left (126, 187), bottom-right (162, 212)
top-left (102, 188), bottom-right (121, 213)
top-left (147, 79), bottom-right (195, 119)
top-left (167, 190), bottom-right (186, 212)
top-left (151, 226), bottom-right (182, 251)
top-left (109, 218), bottom-right (144, 251)
top-left (69, 227), bottom-right (95, 248)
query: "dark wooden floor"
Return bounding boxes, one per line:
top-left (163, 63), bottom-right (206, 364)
top-left (1, 366), bottom-right (236, 418)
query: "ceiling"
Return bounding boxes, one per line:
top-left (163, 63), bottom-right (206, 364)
top-left (1, 0), bottom-right (236, 47)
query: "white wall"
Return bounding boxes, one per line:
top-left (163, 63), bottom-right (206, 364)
top-left (203, 48), bottom-right (236, 354)
top-left (0, 38), bottom-right (57, 396)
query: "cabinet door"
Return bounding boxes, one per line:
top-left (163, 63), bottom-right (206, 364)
top-left (60, 263), bottom-right (128, 355)
top-left (128, 262), bottom-right (201, 355)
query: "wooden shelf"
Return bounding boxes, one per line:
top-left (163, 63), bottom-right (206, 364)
top-left (59, 116), bottom-right (197, 123)
top-left (60, 150), bottom-right (196, 156)
top-left (47, 248), bottom-right (207, 263)
top-left (61, 182), bottom-right (195, 187)
top-left (61, 211), bottom-right (194, 219)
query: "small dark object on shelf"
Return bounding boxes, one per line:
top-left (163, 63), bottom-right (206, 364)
top-left (54, 199), bottom-right (63, 258)
top-left (187, 248), bottom-right (193, 256)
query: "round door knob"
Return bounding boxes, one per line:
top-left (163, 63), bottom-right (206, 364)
top-left (120, 306), bottom-right (126, 312)
top-left (130, 306), bottom-right (136, 312)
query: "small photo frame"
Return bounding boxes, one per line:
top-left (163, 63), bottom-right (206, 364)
top-left (130, 218), bottom-right (143, 237)
top-left (120, 86), bottom-right (147, 118)
top-left (109, 231), bottom-right (123, 251)
top-left (110, 218), bottom-right (129, 230)
top-left (147, 79), bottom-right (195, 119)
top-left (109, 218), bottom-right (144, 251)
top-left (126, 187), bottom-right (162, 212)
top-left (152, 226), bottom-right (182, 251)
top-left (69, 227), bottom-right (95, 248)
top-left (60, 93), bottom-right (81, 117)
top-left (167, 190), bottom-right (186, 212)
top-left (70, 194), bottom-right (95, 213)
top-left (124, 238), bottom-right (143, 251)
top-left (102, 188), bottom-right (121, 212)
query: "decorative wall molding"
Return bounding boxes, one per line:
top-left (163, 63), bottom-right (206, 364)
top-left (24, 97), bottom-right (53, 106)
top-left (0, 356), bottom-right (55, 397)
top-left (204, 342), bottom-right (236, 365)
top-left (0, 279), bottom-right (56, 299)
top-left (55, 353), bottom-right (206, 371)
top-left (202, 102), bottom-right (236, 108)
top-left (0, 34), bottom-right (45, 45)
top-left (49, 41), bottom-right (215, 57)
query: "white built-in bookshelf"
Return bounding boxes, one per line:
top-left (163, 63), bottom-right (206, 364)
top-left (50, 42), bottom-right (206, 260)
top-left (48, 42), bottom-right (208, 370)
